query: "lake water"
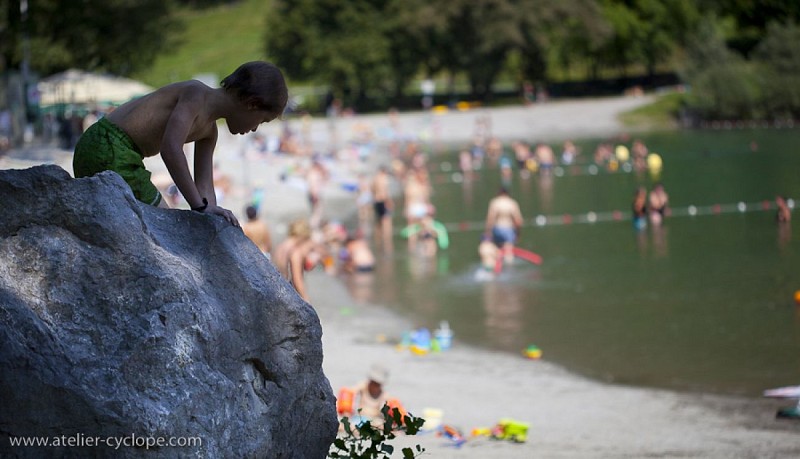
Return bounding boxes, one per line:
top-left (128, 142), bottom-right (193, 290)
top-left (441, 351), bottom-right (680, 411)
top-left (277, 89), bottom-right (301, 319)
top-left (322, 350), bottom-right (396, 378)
top-left (354, 127), bottom-right (800, 397)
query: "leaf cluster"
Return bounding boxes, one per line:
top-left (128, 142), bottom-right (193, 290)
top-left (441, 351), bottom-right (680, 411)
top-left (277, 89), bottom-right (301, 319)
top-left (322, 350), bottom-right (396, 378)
top-left (328, 405), bottom-right (426, 459)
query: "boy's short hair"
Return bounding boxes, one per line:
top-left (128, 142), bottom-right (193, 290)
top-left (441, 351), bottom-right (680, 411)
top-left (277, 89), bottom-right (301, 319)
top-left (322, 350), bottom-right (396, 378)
top-left (221, 61), bottom-right (288, 115)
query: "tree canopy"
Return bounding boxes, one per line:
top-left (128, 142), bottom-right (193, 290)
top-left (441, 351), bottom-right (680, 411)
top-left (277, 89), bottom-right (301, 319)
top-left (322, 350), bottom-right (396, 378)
top-left (1, 0), bottom-right (176, 76)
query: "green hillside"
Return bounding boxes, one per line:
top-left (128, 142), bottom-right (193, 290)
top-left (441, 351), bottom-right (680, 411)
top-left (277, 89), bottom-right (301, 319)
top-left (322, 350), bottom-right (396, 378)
top-left (133, 0), bottom-right (272, 88)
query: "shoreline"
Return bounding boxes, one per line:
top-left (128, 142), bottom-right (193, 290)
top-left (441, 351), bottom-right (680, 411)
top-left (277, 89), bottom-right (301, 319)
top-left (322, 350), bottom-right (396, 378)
top-left (309, 271), bottom-right (800, 457)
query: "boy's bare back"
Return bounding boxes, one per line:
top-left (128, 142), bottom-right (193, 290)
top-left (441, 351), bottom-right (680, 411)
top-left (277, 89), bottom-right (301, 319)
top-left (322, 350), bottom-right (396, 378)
top-left (106, 81), bottom-right (218, 158)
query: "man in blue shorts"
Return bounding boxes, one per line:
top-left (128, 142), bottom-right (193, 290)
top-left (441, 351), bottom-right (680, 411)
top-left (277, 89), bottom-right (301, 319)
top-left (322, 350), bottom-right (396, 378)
top-left (484, 187), bottom-right (523, 264)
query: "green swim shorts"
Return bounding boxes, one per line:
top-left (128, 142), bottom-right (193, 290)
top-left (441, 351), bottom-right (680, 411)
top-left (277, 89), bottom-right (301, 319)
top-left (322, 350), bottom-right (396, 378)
top-left (73, 117), bottom-right (162, 206)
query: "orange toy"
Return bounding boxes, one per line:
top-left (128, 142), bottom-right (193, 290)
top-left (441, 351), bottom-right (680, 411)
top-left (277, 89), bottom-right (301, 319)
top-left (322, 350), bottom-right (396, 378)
top-left (337, 387), bottom-right (354, 415)
top-left (386, 398), bottom-right (407, 424)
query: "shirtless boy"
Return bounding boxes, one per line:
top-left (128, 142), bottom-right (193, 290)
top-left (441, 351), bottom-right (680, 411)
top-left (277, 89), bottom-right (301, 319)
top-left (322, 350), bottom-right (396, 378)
top-left (73, 61), bottom-right (288, 226)
top-left (485, 187), bottom-right (523, 263)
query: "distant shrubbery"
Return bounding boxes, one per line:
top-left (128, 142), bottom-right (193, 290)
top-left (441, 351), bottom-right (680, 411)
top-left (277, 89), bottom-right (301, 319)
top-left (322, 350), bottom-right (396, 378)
top-left (682, 21), bottom-right (800, 121)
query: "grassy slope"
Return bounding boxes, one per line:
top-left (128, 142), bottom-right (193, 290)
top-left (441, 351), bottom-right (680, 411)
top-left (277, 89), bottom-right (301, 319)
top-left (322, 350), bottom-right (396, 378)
top-left (133, 0), bottom-right (270, 88)
top-left (619, 92), bottom-right (684, 129)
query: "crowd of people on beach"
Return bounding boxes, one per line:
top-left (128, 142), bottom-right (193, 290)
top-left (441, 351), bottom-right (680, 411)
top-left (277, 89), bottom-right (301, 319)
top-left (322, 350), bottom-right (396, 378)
top-left (209, 108), bottom-right (688, 297)
top-left (61, 64), bottom-right (793, 303)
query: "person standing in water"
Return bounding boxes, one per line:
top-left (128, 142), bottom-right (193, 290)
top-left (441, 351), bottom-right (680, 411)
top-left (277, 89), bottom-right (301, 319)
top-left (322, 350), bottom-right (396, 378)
top-left (632, 186), bottom-right (648, 231)
top-left (648, 182), bottom-right (669, 226)
top-left (371, 166), bottom-right (394, 253)
top-left (484, 187), bottom-right (523, 264)
top-left (776, 195), bottom-right (792, 223)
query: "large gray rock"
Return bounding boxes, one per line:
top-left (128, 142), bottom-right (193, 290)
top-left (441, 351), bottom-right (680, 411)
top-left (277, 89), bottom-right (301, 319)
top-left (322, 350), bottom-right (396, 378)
top-left (0, 165), bottom-right (337, 458)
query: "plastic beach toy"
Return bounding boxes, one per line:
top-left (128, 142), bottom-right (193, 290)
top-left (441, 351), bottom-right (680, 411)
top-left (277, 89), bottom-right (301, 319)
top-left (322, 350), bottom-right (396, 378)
top-left (409, 328), bottom-right (432, 355)
top-left (434, 321), bottom-right (453, 350)
top-left (437, 424), bottom-right (466, 447)
top-left (400, 220), bottom-right (450, 249)
top-left (492, 418), bottom-right (530, 443)
top-left (524, 345), bottom-right (542, 359)
top-left (337, 387), bottom-right (354, 415)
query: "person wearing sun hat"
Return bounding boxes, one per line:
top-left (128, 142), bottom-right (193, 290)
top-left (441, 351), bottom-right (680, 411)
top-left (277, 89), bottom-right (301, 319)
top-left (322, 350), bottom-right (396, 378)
top-left (349, 364), bottom-right (391, 427)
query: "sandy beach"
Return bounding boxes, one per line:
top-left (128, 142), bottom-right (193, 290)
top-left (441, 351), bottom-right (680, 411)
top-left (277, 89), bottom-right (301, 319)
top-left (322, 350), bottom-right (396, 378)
top-left (3, 95), bottom-right (800, 457)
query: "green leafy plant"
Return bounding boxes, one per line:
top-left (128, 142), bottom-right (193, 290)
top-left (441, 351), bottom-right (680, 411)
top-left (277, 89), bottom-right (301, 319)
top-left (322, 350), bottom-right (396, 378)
top-left (328, 404), bottom-right (426, 459)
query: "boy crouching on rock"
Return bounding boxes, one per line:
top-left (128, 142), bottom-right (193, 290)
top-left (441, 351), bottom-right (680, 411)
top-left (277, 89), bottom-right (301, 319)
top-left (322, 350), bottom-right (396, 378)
top-left (73, 61), bottom-right (288, 227)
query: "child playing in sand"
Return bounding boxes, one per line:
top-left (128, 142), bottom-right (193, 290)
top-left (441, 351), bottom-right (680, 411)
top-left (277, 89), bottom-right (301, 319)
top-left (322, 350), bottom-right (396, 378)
top-left (73, 61), bottom-right (289, 227)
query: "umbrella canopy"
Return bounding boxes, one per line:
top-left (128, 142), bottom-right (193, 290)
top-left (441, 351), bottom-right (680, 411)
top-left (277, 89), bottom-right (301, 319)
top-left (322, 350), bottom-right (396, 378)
top-left (38, 69), bottom-right (153, 107)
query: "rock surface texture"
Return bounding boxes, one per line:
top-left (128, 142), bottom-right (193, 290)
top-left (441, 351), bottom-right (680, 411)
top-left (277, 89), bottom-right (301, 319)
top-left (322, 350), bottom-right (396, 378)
top-left (0, 165), bottom-right (337, 458)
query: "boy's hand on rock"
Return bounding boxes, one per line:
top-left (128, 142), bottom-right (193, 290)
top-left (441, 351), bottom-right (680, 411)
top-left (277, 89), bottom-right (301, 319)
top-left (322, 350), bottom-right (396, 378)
top-left (206, 204), bottom-right (240, 227)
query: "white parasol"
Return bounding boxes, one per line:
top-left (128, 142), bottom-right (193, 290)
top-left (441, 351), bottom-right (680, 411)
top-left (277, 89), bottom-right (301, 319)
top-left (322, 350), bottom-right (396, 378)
top-left (37, 69), bottom-right (153, 106)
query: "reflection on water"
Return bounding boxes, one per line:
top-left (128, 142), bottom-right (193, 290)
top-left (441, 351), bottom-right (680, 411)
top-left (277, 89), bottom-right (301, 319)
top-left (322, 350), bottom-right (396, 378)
top-left (343, 270), bottom-right (375, 305)
top-left (481, 268), bottom-right (543, 349)
top-left (778, 221), bottom-right (792, 251)
top-left (406, 254), bottom-right (438, 281)
top-left (482, 281), bottom-right (524, 348)
top-left (366, 128), bottom-right (800, 396)
top-left (535, 170), bottom-right (554, 213)
top-left (635, 223), bottom-right (669, 259)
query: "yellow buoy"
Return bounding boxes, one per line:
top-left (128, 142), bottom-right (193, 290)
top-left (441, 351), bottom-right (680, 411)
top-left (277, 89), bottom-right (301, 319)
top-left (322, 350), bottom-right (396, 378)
top-left (615, 145), bottom-right (630, 161)
top-left (647, 153), bottom-right (663, 171)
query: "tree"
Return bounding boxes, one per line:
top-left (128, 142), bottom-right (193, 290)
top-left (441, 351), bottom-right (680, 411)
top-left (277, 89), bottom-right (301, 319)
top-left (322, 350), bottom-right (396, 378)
top-left (384, 0), bottom-right (448, 99)
top-left (681, 18), bottom-right (760, 120)
top-left (696, 0), bottom-right (800, 55)
top-left (265, 0), bottom-right (395, 108)
top-left (1, 0), bottom-right (178, 76)
top-left (515, 0), bottom-right (609, 82)
top-left (635, 0), bottom-right (701, 76)
top-left (596, 1), bottom-right (645, 77)
top-left (752, 22), bottom-right (800, 118)
top-left (436, 0), bottom-right (520, 100)
top-left (592, 0), bottom-right (700, 78)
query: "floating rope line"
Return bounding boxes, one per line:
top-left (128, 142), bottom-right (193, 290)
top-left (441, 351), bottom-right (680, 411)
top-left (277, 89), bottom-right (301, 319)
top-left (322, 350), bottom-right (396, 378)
top-left (420, 199), bottom-right (796, 234)
top-left (429, 161), bottom-right (637, 184)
